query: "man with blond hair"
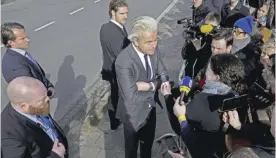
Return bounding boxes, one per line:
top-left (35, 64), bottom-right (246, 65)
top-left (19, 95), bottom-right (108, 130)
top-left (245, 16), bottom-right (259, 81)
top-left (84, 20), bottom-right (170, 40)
top-left (1, 76), bottom-right (68, 158)
top-left (115, 16), bottom-right (167, 158)
top-left (100, 0), bottom-right (130, 130)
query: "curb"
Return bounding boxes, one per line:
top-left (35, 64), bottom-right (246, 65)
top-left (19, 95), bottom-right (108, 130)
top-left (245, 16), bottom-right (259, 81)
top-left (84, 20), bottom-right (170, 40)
top-left (57, 74), bottom-right (111, 132)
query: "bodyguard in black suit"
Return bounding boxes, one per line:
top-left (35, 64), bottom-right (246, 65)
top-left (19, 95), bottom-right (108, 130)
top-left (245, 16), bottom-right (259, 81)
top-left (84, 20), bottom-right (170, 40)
top-left (100, 0), bottom-right (130, 130)
top-left (1, 22), bottom-right (55, 97)
top-left (1, 77), bottom-right (68, 158)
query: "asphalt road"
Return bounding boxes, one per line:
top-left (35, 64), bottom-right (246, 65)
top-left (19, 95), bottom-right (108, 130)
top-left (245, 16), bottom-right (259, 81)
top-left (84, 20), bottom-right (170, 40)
top-left (1, 0), bottom-right (176, 120)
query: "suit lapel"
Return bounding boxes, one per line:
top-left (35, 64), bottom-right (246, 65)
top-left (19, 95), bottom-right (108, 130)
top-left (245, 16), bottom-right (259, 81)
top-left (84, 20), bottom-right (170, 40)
top-left (7, 49), bottom-right (44, 76)
top-left (26, 59), bottom-right (44, 76)
top-left (7, 103), bottom-right (53, 143)
top-left (149, 55), bottom-right (156, 78)
top-left (129, 45), bottom-right (147, 78)
top-left (109, 21), bottom-right (128, 37)
top-left (122, 26), bottom-right (128, 37)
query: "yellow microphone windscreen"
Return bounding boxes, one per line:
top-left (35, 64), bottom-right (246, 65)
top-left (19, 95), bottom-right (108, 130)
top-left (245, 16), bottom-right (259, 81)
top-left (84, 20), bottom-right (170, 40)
top-left (200, 24), bottom-right (213, 33)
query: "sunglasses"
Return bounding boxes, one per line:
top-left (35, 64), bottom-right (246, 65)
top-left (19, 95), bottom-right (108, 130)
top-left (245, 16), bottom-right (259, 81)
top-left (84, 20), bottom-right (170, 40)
top-left (232, 27), bottom-right (246, 35)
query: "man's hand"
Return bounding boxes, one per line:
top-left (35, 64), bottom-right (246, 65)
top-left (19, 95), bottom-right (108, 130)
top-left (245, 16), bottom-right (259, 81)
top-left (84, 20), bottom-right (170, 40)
top-left (228, 110), bottom-right (241, 130)
top-left (168, 150), bottom-right (184, 158)
top-left (222, 112), bottom-right (229, 124)
top-left (173, 97), bottom-right (186, 118)
top-left (47, 87), bottom-right (55, 99)
top-left (223, 110), bottom-right (241, 130)
top-left (52, 141), bottom-right (65, 157)
top-left (136, 81), bottom-right (151, 91)
top-left (160, 82), bottom-right (171, 96)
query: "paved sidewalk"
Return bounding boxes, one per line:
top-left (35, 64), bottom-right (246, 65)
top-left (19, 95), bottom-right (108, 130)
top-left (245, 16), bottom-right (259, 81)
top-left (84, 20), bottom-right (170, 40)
top-left (63, 0), bottom-right (192, 157)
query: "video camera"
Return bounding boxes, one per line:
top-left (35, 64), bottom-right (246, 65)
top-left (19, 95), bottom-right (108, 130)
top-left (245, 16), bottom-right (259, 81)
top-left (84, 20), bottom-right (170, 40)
top-left (207, 82), bottom-right (274, 124)
top-left (177, 17), bottom-right (214, 41)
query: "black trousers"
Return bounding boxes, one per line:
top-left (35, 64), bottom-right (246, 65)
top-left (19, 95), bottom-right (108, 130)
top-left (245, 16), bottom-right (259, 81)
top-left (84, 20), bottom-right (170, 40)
top-left (123, 108), bottom-right (156, 158)
top-left (108, 81), bottom-right (119, 123)
top-left (102, 75), bottom-right (120, 130)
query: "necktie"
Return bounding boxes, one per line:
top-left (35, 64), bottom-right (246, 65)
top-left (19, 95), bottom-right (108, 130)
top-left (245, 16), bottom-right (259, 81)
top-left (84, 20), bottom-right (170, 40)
top-left (123, 27), bottom-right (128, 36)
top-left (144, 54), bottom-right (155, 107)
top-left (25, 52), bottom-right (42, 73)
top-left (37, 116), bottom-right (63, 143)
top-left (144, 54), bottom-right (152, 81)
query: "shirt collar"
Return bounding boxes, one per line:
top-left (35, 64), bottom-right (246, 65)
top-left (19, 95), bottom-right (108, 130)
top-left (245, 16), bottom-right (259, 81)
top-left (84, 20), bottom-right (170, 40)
top-left (11, 103), bottom-right (39, 122)
top-left (110, 20), bottom-right (124, 30)
top-left (132, 44), bottom-right (146, 58)
top-left (10, 48), bottom-right (26, 56)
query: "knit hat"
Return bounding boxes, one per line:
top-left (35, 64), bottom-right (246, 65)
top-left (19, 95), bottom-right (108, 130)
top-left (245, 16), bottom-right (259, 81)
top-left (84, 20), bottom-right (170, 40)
top-left (234, 16), bottom-right (254, 36)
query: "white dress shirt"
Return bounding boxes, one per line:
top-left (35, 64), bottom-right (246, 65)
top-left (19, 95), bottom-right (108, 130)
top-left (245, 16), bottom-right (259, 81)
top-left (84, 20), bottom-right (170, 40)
top-left (133, 44), bottom-right (156, 108)
top-left (132, 43), bottom-right (156, 99)
top-left (132, 44), bottom-right (153, 79)
top-left (110, 20), bottom-right (124, 30)
top-left (10, 48), bottom-right (26, 56)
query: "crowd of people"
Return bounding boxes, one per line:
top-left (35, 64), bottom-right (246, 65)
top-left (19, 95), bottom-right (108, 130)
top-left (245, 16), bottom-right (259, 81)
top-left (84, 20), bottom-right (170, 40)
top-left (0, 0), bottom-right (275, 158)
top-left (163, 0), bottom-right (276, 158)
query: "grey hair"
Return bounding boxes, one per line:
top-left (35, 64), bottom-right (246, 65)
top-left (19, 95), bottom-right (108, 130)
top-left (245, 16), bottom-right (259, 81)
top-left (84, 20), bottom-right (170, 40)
top-left (1, 22), bottom-right (25, 48)
top-left (128, 16), bottom-right (157, 42)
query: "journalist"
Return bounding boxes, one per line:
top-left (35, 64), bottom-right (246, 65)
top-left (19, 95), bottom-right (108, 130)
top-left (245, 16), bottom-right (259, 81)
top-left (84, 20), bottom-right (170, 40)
top-left (182, 12), bottom-right (221, 79)
top-left (221, 0), bottom-right (250, 28)
top-left (232, 16), bottom-right (262, 86)
top-left (255, 39), bottom-right (275, 88)
top-left (186, 54), bottom-right (248, 158)
top-left (192, 0), bottom-right (210, 25)
top-left (193, 28), bottom-right (234, 88)
top-left (222, 59), bottom-right (275, 158)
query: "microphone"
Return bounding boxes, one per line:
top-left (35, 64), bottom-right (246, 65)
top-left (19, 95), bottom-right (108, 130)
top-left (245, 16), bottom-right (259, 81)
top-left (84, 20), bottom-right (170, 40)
top-left (200, 24), bottom-right (213, 34)
top-left (179, 76), bottom-right (192, 105)
top-left (161, 72), bottom-right (168, 82)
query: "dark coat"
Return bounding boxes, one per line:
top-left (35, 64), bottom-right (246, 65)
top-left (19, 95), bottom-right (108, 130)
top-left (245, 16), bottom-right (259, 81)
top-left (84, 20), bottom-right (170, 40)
top-left (194, 4), bottom-right (210, 25)
top-left (204, 0), bottom-right (226, 13)
top-left (221, 0), bottom-right (250, 28)
top-left (185, 92), bottom-right (227, 158)
top-left (2, 49), bottom-right (54, 89)
top-left (234, 40), bottom-right (262, 87)
top-left (1, 103), bottom-right (68, 158)
top-left (100, 21), bottom-right (131, 81)
top-left (183, 39), bottom-right (212, 79)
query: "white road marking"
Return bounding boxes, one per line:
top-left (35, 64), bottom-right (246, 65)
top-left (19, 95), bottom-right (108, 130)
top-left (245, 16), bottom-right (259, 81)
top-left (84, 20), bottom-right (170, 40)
top-left (94, 0), bottom-right (101, 3)
top-left (1, 2), bottom-right (14, 7)
top-left (69, 7), bottom-right (84, 15)
top-left (156, 0), bottom-right (179, 22)
top-left (34, 21), bottom-right (55, 32)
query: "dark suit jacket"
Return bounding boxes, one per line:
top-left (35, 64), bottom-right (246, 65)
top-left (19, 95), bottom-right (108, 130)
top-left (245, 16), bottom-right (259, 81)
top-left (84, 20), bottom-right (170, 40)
top-left (2, 48), bottom-right (54, 89)
top-left (100, 21), bottom-right (130, 81)
top-left (115, 44), bottom-right (166, 131)
top-left (221, 0), bottom-right (249, 28)
top-left (1, 103), bottom-right (68, 158)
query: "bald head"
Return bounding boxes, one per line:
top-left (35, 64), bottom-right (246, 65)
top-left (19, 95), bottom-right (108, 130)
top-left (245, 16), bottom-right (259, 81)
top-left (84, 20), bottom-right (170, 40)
top-left (7, 77), bottom-right (47, 105)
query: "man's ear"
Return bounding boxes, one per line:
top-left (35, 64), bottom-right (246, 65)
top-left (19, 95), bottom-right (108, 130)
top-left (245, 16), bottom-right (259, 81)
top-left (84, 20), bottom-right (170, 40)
top-left (18, 103), bottom-right (29, 112)
top-left (133, 38), bottom-right (139, 47)
top-left (111, 10), bottom-right (116, 18)
top-left (227, 45), bottom-right (232, 53)
top-left (7, 40), bottom-right (13, 48)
